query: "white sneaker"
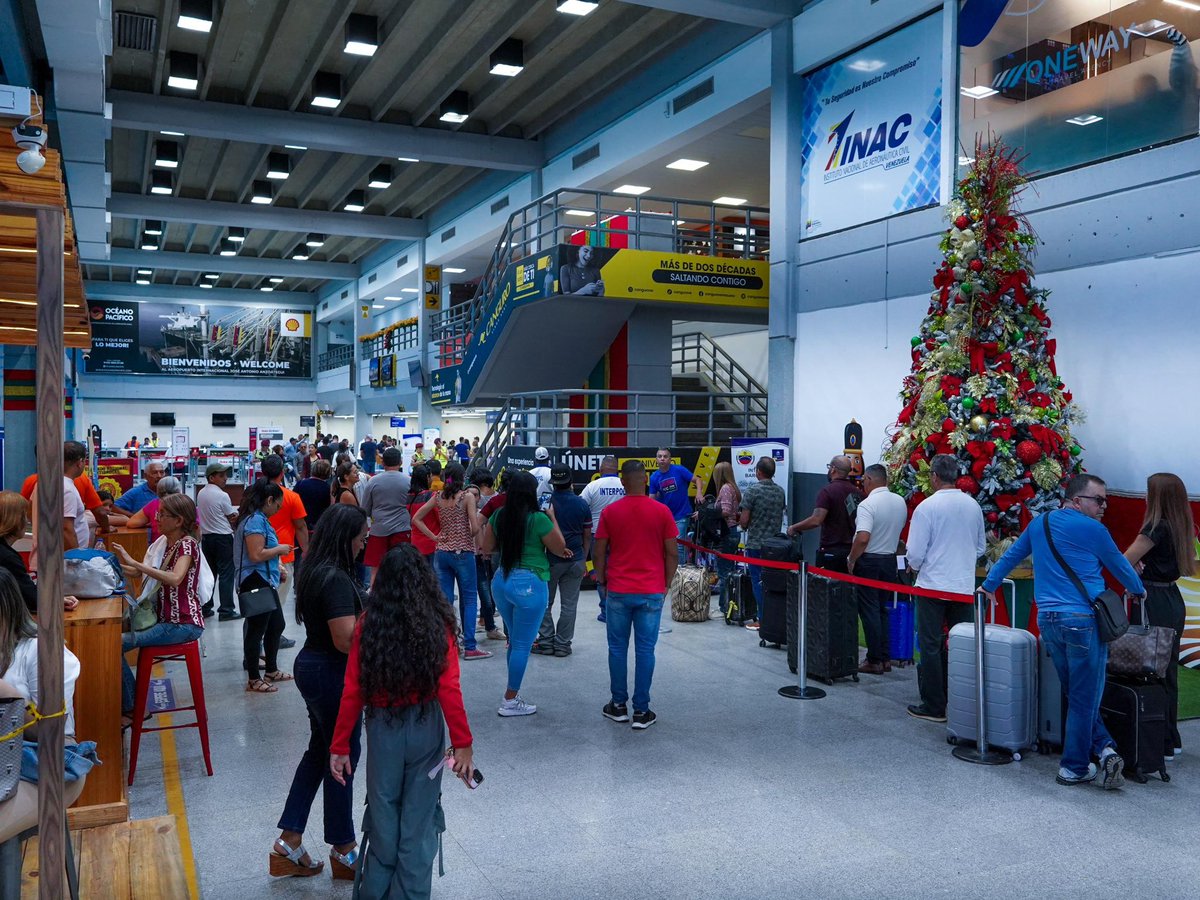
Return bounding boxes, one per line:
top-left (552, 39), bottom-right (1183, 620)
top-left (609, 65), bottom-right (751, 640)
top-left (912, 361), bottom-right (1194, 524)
top-left (1055, 762), bottom-right (1097, 785)
top-left (498, 696), bottom-right (536, 717)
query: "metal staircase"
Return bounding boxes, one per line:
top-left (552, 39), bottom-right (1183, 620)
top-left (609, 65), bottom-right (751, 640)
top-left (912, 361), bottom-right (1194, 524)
top-left (671, 332), bottom-right (767, 442)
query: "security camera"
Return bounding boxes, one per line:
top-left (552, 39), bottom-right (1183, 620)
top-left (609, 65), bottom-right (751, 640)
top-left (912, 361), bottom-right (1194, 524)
top-left (12, 123), bottom-right (47, 174)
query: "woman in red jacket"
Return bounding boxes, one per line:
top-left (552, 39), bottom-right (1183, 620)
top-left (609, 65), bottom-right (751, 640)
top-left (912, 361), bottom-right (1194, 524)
top-left (329, 544), bottom-right (473, 898)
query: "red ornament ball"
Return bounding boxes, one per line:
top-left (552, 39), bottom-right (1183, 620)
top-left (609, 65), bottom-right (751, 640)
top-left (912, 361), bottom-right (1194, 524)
top-left (956, 475), bottom-right (980, 495)
top-left (986, 512), bottom-right (999, 524)
top-left (969, 259), bottom-right (984, 272)
top-left (954, 215), bottom-right (971, 229)
top-left (1016, 440), bottom-right (1042, 465)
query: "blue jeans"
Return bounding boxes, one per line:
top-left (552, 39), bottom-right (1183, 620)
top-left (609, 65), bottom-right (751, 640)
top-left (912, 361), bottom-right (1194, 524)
top-left (121, 622), bottom-right (203, 711)
top-left (491, 567), bottom-right (548, 693)
top-left (1039, 610), bottom-right (1116, 778)
top-left (278, 649), bottom-right (362, 845)
top-left (435, 550), bottom-right (478, 652)
top-left (743, 548), bottom-right (763, 618)
top-left (606, 592), bottom-right (664, 712)
top-left (675, 517), bottom-right (690, 565)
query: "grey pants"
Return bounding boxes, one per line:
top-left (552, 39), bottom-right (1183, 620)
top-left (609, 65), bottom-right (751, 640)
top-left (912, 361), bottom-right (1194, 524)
top-left (359, 704), bottom-right (446, 900)
top-left (539, 559), bottom-right (586, 649)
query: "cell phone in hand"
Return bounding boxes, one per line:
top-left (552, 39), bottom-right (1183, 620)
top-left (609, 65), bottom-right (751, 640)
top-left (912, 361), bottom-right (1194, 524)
top-left (465, 768), bottom-right (483, 790)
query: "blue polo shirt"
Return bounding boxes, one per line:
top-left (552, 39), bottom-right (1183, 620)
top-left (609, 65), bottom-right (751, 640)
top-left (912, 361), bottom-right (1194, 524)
top-left (650, 464), bottom-right (694, 521)
top-left (547, 489), bottom-right (591, 562)
top-left (113, 481), bottom-right (155, 514)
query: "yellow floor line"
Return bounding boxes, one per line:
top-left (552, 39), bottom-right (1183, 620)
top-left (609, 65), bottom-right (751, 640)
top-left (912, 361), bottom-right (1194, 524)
top-left (153, 663), bottom-right (202, 899)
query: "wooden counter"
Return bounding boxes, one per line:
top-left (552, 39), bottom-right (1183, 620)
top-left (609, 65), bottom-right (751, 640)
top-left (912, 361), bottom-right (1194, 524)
top-left (63, 596), bottom-right (128, 828)
top-left (101, 527), bottom-right (148, 563)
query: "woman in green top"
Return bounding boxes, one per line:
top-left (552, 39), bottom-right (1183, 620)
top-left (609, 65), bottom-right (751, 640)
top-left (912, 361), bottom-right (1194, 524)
top-left (481, 471), bottom-right (568, 717)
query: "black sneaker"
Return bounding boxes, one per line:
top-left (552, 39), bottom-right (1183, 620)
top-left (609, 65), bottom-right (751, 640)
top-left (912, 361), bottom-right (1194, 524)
top-left (906, 704), bottom-right (947, 723)
top-left (602, 702), bottom-right (629, 722)
top-left (278, 636), bottom-right (297, 650)
top-left (202, 605), bottom-right (215, 619)
top-left (218, 611), bottom-right (242, 621)
top-left (631, 710), bottom-right (656, 730)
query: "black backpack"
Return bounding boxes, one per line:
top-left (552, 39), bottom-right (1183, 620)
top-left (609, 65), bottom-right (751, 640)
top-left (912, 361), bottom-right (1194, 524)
top-left (695, 495), bottom-right (729, 549)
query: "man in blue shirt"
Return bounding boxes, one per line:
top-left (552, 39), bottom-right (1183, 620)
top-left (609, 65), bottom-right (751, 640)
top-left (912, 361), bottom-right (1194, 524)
top-left (358, 435), bottom-right (378, 475)
top-left (983, 473), bottom-right (1145, 789)
top-left (650, 447), bottom-right (703, 564)
top-left (536, 464), bottom-right (592, 657)
top-left (113, 461), bottom-right (165, 513)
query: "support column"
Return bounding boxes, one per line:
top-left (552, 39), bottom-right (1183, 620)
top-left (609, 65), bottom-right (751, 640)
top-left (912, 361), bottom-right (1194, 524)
top-left (624, 307), bottom-right (673, 447)
top-left (416, 239), bottom-right (434, 436)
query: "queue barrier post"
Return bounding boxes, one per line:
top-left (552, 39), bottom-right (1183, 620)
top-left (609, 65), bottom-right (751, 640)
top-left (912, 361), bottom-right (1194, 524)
top-left (779, 563), bottom-right (825, 701)
top-left (950, 589), bottom-right (1010, 766)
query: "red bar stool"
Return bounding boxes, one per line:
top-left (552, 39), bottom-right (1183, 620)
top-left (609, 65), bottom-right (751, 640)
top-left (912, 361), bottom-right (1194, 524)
top-left (127, 640), bottom-right (213, 785)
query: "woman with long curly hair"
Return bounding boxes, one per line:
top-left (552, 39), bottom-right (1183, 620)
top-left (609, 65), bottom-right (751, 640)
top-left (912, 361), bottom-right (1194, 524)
top-left (329, 545), bottom-right (473, 898)
top-left (272, 504), bottom-right (368, 880)
top-left (1124, 472), bottom-right (1197, 760)
top-left (481, 470), bottom-right (568, 717)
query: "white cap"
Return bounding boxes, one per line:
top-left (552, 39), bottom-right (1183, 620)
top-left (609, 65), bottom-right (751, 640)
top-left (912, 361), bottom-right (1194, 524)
top-left (534, 446), bottom-right (549, 461)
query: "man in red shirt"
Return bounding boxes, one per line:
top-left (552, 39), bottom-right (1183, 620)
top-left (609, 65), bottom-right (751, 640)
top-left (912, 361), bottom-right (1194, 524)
top-left (262, 455), bottom-right (309, 649)
top-left (593, 459), bottom-right (678, 730)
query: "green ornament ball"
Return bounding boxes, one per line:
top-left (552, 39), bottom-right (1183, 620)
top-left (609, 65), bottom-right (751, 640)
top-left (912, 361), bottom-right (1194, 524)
top-left (961, 282), bottom-right (973, 294)
top-left (911, 336), bottom-right (921, 347)
top-left (962, 397), bottom-right (976, 410)
top-left (1070, 445), bottom-right (1081, 457)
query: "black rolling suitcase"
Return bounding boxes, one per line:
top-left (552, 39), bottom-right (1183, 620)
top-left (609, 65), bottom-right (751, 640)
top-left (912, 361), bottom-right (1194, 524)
top-left (1100, 678), bottom-right (1170, 783)
top-left (723, 568), bottom-right (756, 626)
top-left (787, 572), bottom-right (859, 683)
top-left (757, 534), bottom-right (799, 649)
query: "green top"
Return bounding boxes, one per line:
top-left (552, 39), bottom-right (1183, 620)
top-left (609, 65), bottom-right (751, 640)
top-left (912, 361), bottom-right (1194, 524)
top-left (490, 509), bottom-right (554, 581)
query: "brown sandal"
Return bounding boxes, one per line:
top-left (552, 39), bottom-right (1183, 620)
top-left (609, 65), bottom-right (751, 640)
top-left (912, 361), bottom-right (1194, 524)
top-left (246, 678), bottom-right (278, 693)
top-left (269, 838), bottom-right (323, 877)
top-left (264, 670), bottom-right (293, 683)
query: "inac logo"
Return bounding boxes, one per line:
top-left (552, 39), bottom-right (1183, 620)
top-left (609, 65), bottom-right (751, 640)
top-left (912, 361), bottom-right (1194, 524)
top-left (823, 111), bottom-right (913, 183)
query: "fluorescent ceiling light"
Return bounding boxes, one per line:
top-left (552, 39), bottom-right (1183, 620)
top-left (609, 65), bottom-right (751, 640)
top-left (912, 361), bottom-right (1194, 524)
top-left (1129, 19), bottom-right (1171, 36)
top-left (160, 130), bottom-right (185, 137)
top-left (199, 282), bottom-right (213, 288)
top-left (847, 59), bottom-right (885, 73)
top-left (311, 71), bottom-right (343, 109)
top-left (136, 268), bottom-right (153, 275)
top-left (284, 145), bottom-right (307, 150)
top-left (306, 232), bottom-right (326, 247)
top-left (614, 184), bottom-right (651, 195)
top-left (344, 14), bottom-right (379, 56)
top-left (260, 286), bottom-right (274, 292)
top-left (368, 163), bottom-right (393, 189)
top-left (961, 84), bottom-right (999, 99)
top-left (136, 278), bottom-right (150, 285)
top-left (397, 156), bottom-right (419, 162)
top-left (266, 152), bottom-right (290, 180)
top-left (557, 0), bottom-right (598, 14)
top-left (140, 239), bottom-right (158, 250)
top-left (219, 241), bottom-right (237, 256)
top-left (713, 196), bottom-right (747, 206)
top-left (269, 277), bottom-right (284, 284)
top-left (227, 227), bottom-right (246, 243)
top-left (178, 0), bottom-right (214, 33)
top-left (489, 38), bottom-right (524, 77)
top-left (372, 304), bottom-right (384, 309)
top-left (400, 287), bottom-right (420, 293)
top-left (143, 221), bottom-right (163, 236)
top-left (154, 140), bottom-right (180, 169)
top-left (1165, 0), bottom-right (1200, 10)
top-left (343, 189), bottom-right (367, 212)
top-left (167, 52), bottom-right (200, 91)
top-left (439, 90), bottom-right (470, 124)
top-left (250, 180), bottom-right (273, 204)
top-left (1066, 114), bottom-right (1103, 126)
top-left (666, 158), bottom-right (709, 171)
top-left (444, 266), bottom-right (466, 274)
top-left (203, 272), bottom-right (219, 280)
top-left (150, 171), bottom-right (173, 195)
top-left (565, 209), bottom-right (595, 217)
top-left (292, 250), bottom-right (310, 260)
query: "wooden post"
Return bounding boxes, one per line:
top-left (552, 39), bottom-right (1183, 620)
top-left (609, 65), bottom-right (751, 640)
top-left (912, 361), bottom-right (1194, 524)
top-left (34, 206), bottom-right (66, 900)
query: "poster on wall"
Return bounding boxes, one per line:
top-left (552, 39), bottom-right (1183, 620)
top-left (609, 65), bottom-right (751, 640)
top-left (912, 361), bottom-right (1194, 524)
top-left (731, 437), bottom-right (791, 510)
top-left (800, 11), bottom-right (943, 238)
top-left (85, 299), bottom-right (313, 378)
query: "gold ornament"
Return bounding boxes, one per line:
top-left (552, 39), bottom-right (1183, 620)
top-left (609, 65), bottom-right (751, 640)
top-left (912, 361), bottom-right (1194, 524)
top-left (969, 414), bottom-right (990, 433)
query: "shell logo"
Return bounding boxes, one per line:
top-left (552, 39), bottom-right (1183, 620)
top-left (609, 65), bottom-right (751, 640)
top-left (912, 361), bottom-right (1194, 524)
top-left (284, 317), bottom-right (300, 332)
top-left (736, 450), bottom-right (755, 465)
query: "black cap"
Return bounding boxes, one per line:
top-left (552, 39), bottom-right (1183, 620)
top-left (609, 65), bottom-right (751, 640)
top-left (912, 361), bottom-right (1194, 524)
top-left (550, 463), bottom-right (572, 486)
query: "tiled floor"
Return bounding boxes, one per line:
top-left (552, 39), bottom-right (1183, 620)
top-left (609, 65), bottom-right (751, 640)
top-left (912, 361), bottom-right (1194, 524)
top-left (128, 592), bottom-right (1198, 899)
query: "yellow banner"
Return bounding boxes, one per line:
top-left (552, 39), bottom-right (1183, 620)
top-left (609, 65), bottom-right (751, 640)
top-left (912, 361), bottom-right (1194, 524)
top-left (598, 248), bottom-right (768, 308)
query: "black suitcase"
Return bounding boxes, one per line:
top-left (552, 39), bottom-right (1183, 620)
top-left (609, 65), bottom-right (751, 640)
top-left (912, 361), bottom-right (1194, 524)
top-left (758, 534), bottom-right (801, 594)
top-left (1100, 678), bottom-right (1170, 783)
top-left (758, 584), bottom-right (786, 648)
top-left (787, 572), bottom-right (859, 683)
top-left (723, 570), bottom-right (756, 626)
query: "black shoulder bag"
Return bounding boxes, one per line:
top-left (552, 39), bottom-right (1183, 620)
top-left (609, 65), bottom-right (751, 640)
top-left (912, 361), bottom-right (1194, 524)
top-left (1041, 513), bottom-right (1129, 643)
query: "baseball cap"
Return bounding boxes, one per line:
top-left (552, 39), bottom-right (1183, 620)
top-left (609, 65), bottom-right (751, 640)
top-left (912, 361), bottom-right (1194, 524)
top-left (205, 462), bottom-right (232, 477)
top-left (550, 463), bottom-right (572, 486)
top-left (534, 446), bottom-right (550, 461)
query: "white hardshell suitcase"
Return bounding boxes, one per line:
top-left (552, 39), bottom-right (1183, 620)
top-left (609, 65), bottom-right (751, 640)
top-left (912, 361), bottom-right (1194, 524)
top-left (946, 622), bottom-right (1038, 760)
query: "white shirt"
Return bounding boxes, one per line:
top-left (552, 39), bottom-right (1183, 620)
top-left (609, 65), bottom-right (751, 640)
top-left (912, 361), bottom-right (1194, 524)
top-left (530, 465), bottom-right (553, 502)
top-left (906, 488), bottom-right (986, 595)
top-left (1, 638), bottom-right (81, 738)
top-left (30, 477), bottom-right (89, 571)
top-left (196, 482), bottom-right (236, 536)
top-left (579, 475), bottom-right (626, 530)
top-left (855, 486), bottom-right (908, 555)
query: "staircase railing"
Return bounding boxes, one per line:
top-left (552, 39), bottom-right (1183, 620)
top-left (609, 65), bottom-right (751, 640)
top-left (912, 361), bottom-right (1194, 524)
top-left (432, 188), bottom-right (769, 368)
top-left (470, 388), bottom-right (768, 470)
top-left (671, 332), bottom-right (768, 433)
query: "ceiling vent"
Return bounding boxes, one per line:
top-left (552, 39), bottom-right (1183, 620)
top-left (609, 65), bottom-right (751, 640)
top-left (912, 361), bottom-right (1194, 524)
top-left (490, 196), bottom-right (510, 215)
top-left (441, 226), bottom-right (456, 242)
top-left (114, 12), bottom-right (158, 52)
top-left (572, 143), bottom-right (600, 170)
top-left (367, 273), bottom-right (377, 284)
top-left (396, 254), bottom-right (409, 268)
top-left (671, 77), bottom-right (714, 116)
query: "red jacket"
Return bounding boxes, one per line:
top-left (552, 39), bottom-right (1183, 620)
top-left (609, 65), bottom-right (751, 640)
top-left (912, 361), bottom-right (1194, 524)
top-left (331, 619), bottom-right (472, 755)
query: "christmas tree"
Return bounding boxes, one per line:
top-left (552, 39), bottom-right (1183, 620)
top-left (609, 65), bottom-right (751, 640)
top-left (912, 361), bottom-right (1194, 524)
top-left (884, 138), bottom-right (1084, 556)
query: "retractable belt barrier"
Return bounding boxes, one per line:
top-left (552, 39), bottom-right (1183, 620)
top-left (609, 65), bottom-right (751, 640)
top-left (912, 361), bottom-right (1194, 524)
top-left (678, 538), bottom-right (1011, 766)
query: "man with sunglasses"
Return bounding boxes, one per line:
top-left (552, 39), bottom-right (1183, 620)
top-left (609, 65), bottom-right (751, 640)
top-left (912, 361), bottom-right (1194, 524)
top-left (983, 473), bottom-right (1145, 789)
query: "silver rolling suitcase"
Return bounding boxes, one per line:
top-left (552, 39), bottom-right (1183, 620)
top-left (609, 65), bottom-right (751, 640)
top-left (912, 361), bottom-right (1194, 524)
top-left (1037, 638), bottom-right (1066, 754)
top-left (946, 622), bottom-right (1037, 760)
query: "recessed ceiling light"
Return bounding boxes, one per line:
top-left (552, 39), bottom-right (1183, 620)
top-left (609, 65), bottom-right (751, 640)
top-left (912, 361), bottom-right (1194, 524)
top-left (367, 163), bottom-right (393, 189)
top-left (219, 242), bottom-right (237, 257)
top-left (344, 14), bottom-right (379, 56)
top-left (203, 272), bottom-right (219, 280)
top-left (666, 158), bottom-right (708, 171)
top-left (1066, 114), bottom-right (1104, 126)
top-left (847, 59), bottom-right (885, 73)
top-left (250, 180), bottom-right (274, 204)
top-left (160, 130), bottom-right (185, 137)
top-left (439, 91), bottom-right (470, 124)
top-left (141, 237), bottom-right (159, 251)
top-left (397, 156), bottom-right (419, 162)
top-left (177, 0), bottom-right (214, 33)
top-left (167, 52), bottom-right (200, 92)
top-left (136, 278), bottom-right (150, 285)
top-left (143, 221), bottom-right (163, 236)
top-left (292, 250), bottom-right (310, 260)
top-left (284, 145), bottom-right (307, 150)
top-left (154, 140), bottom-right (180, 169)
top-left (565, 209), bottom-right (595, 217)
top-left (713, 196), bottom-right (747, 205)
top-left (310, 71), bottom-right (343, 109)
top-left (444, 266), bottom-right (466, 274)
top-left (383, 296), bottom-right (402, 300)
top-left (266, 152), bottom-right (291, 180)
top-left (150, 171), bottom-right (173, 195)
top-left (343, 189), bottom-right (367, 212)
top-left (400, 287), bottom-right (420, 293)
top-left (137, 268), bottom-right (153, 275)
top-left (269, 277), bottom-right (284, 284)
top-left (260, 285), bottom-right (275, 292)
top-left (227, 227), bottom-right (246, 243)
top-left (961, 84), bottom-right (998, 99)
top-left (489, 38), bottom-right (524, 76)
top-left (372, 304), bottom-right (384, 309)
top-left (199, 282), bottom-right (213, 289)
top-left (306, 233), bottom-right (326, 248)
top-left (557, 0), bottom-right (598, 15)
top-left (613, 184), bottom-right (651, 195)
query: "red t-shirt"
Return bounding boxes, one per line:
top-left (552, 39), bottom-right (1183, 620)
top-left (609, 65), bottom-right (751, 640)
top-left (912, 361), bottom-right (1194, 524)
top-left (595, 495), bottom-right (678, 595)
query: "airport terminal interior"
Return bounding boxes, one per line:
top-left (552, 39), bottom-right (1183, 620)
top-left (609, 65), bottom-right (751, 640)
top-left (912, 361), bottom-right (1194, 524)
top-left (1, 0), bottom-right (1198, 897)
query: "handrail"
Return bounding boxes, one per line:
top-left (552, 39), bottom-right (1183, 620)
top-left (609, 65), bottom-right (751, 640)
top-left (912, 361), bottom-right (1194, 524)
top-left (671, 332), bottom-right (768, 433)
top-left (317, 344), bottom-right (353, 372)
